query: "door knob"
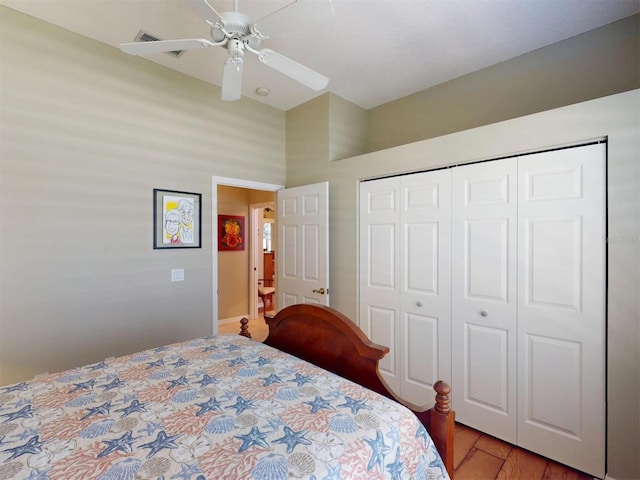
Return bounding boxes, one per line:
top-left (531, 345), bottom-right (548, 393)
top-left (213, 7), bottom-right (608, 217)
top-left (480, 310), bottom-right (488, 317)
top-left (312, 288), bottom-right (326, 295)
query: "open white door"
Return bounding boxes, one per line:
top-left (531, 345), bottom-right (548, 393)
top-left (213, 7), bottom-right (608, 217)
top-left (277, 182), bottom-right (329, 307)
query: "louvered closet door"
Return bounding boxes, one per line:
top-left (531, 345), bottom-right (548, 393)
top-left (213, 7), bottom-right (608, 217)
top-left (451, 159), bottom-right (518, 443)
top-left (516, 144), bottom-right (605, 478)
top-left (359, 171), bottom-right (452, 406)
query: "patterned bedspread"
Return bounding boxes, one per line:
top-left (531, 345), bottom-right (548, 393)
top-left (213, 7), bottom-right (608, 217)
top-left (0, 335), bottom-right (449, 479)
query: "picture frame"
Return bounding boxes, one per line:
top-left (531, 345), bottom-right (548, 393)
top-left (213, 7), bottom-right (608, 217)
top-left (153, 189), bottom-right (202, 249)
top-left (218, 215), bottom-right (245, 251)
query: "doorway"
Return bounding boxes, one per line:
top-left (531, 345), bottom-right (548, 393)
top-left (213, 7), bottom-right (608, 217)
top-left (211, 176), bottom-right (284, 335)
top-left (250, 201), bottom-right (276, 320)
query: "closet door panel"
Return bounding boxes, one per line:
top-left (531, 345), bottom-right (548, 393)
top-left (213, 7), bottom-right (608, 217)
top-left (452, 159), bottom-right (517, 443)
top-left (400, 171), bottom-right (451, 405)
top-left (359, 178), bottom-right (401, 392)
top-left (517, 144), bottom-right (605, 478)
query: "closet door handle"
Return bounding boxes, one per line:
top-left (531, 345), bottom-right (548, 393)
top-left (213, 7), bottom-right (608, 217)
top-left (313, 288), bottom-right (326, 295)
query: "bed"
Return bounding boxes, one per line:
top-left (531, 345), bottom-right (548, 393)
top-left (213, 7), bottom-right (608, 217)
top-left (0, 304), bottom-right (454, 479)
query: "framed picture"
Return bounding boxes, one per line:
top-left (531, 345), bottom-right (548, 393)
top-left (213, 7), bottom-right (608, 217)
top-left (153, 189), bottom-right (202, 249)
top-left (218, 215), bottom-right (245, 251)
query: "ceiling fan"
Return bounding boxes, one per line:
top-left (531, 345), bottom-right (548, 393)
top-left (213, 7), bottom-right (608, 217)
top-left (120, 0), bottom-right (329, 101)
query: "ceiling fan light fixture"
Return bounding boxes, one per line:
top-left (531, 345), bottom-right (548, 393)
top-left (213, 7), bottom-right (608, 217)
top-left (255, 87), bottom-right (270, 96)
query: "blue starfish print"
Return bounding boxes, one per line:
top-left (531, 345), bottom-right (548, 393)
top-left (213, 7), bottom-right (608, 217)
top-left (226, 344), bottom-right (241, 352)
top-left (221, 389), bottom-right (238, 401)
top-left (153, 346), bottom-right (169, 353)
top-left (1, 404), bottom-right (34, 423)
top-left (265, 417), bottom-right (285, 431)
top-left (227, 396), bottom-right (255, 414)
top-left (116, 399), bottom-right (147, 417)
top-left (13, 398), bottom-right (32, 408)
top-left (291, 373), bottom-right (313, 386)
top-left (2, 435), bottom-right (44, 460)
top-left (81, 401), bottom-right (112, 420)
top-left (194, 374), bottom-right (218, 387)
top-left (386, 447), bottom-right (404, 480)
top-left (97, 430), bottom-right (138, 458)
top-left (262, 373), bottom-right (283, 387)
top-left (304, 396), bottom-right (334, 414)
top-left (139, 430), bottom-right (179, 458)
top-left (26, 468), bottom-right (51, 480)
top-left (88, 361), bottom-right (108, 370)
top-left (1, 382), bottom-right (28, 393)
top-left (234, 426), bottom-right (269, 452)
top-left (365, 430), bottom-right (390, 472)
top-left (171, 358), bottom-right (190, 368)
top-left (11, 427), bottom-right (39, 441)
top-left (386, 423), bottom-right (401, 444)
top-left (415, 424), bottom-right (429, 446)
top-left (138, 421), bottom-right (163, 436)
top-left (228, 356), bottom-right (247, 367)
top-left (167, 375), bottom-right (189, 390)
top-left (338, 396), bottom-right (372, 414)
top-left (146, 359), bottom-right (165, 369)
top-left (170, 462), bottom-right (204, 480)
top-left (101, 377), bottom-right (125, 391)
top-left (322, 464), bottom-right (342, 480)
top-left (68, 379), bottom-right (96, 393)
top-left (201, 344), bottom-right (218, 353)
top-left (273, 426), bottom-right (312, 453)
top-left (254, 356), bottom-right (271, 366)
top-left (195, 397), bottom-right (223, 416)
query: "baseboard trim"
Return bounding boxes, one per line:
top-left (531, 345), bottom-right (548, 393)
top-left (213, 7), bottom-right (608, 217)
top-left (218, 315), bottom-right (249, 326)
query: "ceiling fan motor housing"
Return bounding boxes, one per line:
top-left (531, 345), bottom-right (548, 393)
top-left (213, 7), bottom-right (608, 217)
top-left (211, 11), bottom-right (261, 49)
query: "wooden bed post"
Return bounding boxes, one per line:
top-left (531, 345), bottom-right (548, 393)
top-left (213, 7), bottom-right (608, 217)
top-left (239, 317), bottom-right (251, 338)
top-left (432, 381), bottom-right (455, 479)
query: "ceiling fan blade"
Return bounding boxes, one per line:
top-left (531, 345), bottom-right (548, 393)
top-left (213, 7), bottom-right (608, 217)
top-left (221, 58), bottom-right (243, 101)
top-left (258, 49), bottom-right (328, 91)
top-left (120, 38), bottom-right (217, 55)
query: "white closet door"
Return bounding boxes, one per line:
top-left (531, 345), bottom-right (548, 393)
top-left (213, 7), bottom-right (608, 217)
top-left (452, 159), bottom-right (518, 443)
top-left (360, 177), bottom-right (401, 392)
top-left (399, 170), bottom-right (452, 406)
top-left (359, 171), bottom-right (452, 406)
top-left (516, 144), bottom-right (605, 478)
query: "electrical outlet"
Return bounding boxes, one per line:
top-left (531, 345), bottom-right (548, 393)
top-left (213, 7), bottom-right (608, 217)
top-left (171, 269), bottom-right (184, 282)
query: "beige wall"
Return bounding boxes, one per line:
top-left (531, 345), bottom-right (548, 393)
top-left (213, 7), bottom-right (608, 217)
top-left (1, 4), bottom-right (639, 478)
top-left (0, 7), bottom-right (286, 384)
top-left (289, 90), bottom-right (640, 480)
top-left (368, 14), bottom-right (639, 152)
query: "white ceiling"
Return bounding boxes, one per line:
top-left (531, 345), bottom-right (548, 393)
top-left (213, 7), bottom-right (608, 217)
top-left (2, 0), bottom-right (638, 111)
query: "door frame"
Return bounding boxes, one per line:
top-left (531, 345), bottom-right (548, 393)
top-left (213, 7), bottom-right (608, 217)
top-left (250, 201), bottom-right (275, 320)
top-left (211, 176), bottom-right (284, 334)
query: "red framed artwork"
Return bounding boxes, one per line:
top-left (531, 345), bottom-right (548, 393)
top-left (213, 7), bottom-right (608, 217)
top-left (218, 215), bottom-right (245, 251)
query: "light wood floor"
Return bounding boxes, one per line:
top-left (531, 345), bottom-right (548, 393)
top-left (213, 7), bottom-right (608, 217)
top-left (454, 422), bottom-right (593, 480)
top-left (218, 316), bottom-right (594, 480)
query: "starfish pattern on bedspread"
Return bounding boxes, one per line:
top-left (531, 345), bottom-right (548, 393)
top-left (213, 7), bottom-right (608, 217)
top-left (0, 334), bottom-right (450, 480)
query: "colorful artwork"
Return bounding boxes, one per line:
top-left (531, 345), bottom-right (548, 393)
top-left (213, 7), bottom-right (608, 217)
top-left (154, 189), bottom-right (201, 249)
top-left (218, 215), bottom-right (245, 251)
